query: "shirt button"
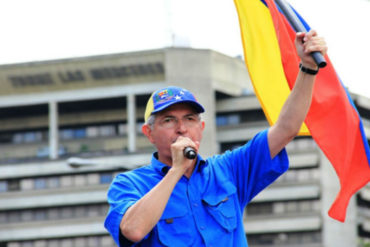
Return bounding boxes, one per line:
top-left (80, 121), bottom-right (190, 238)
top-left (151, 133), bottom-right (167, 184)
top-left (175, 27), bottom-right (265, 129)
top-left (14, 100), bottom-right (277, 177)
top-left (193, 203), bottom-right (198, 207)
top-left (200, 226), bottom-right (205, 230)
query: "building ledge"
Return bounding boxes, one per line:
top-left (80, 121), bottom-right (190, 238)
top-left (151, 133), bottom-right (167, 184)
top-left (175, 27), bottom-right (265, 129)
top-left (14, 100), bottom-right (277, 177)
top-left (0, 153), bottom-right (152, 179)
top-left (0, 188), bottom-right (107, 210)
top-left (0, 217), bottom-right (107, 242)
top-left (244, 214), bottom-right (321, 234)
top-left (252, 183), bottom-right (320, 202)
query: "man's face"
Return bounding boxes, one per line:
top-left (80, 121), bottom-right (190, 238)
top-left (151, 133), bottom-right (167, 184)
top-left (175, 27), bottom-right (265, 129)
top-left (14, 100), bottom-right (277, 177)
top-left (142, 103), bottom-right (205, 164)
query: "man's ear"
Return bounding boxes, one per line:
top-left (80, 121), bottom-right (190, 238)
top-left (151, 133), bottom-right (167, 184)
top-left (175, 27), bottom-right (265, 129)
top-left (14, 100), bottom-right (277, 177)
top-left (201, 121), bottom-right (205, 130)
top-left (142, 124), bottom-right (155, 144)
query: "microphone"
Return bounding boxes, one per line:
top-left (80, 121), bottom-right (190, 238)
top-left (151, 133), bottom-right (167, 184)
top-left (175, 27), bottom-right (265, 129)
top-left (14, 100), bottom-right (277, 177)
top-left (183, 147), bottom-right (197, 159)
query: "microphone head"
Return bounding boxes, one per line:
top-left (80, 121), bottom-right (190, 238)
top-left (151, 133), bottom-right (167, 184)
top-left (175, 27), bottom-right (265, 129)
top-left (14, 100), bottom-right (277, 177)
top-left (184, 147), bottom-right (197, 159)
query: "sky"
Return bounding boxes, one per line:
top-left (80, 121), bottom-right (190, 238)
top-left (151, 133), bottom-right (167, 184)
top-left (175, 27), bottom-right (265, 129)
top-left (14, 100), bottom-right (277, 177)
top-left (0, 0), bottom-right (369, 97)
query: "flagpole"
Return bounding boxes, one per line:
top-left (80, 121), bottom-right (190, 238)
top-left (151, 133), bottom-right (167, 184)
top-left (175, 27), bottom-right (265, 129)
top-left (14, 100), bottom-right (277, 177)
top-left (274, 0), bottom-right (327, 68)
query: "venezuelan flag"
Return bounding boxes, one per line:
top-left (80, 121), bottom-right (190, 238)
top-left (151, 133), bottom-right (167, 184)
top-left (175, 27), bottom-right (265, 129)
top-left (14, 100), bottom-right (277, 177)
top-left (234, 0), bottom-right (370, 222)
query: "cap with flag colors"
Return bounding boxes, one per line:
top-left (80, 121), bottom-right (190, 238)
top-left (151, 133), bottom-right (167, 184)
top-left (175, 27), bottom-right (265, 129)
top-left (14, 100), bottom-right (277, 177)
top-left (234, 0), bottom-right (370, 222)
top-left (144, 86), bottom-right (205, 122)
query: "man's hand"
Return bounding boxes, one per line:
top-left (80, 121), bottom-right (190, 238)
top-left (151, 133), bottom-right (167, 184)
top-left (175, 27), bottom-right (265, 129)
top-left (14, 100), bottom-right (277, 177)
top-left (295, 30), bottom-right (327, 70)
top-left (171, 136), bottom-right (199, 177)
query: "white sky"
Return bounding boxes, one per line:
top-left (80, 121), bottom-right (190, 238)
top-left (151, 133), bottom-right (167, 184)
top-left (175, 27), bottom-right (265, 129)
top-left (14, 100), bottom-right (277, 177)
top-left (0, 0), bottom-right (369, 97)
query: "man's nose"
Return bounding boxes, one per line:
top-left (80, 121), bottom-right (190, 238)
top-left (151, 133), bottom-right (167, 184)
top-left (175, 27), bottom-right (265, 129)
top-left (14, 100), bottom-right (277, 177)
top-left (176, 119), bottom-right (188, 133)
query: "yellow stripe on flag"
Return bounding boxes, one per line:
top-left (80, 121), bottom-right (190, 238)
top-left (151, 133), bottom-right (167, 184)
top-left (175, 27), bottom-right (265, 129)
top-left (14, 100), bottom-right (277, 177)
top-left (234, 0), bottom-right (309, 135)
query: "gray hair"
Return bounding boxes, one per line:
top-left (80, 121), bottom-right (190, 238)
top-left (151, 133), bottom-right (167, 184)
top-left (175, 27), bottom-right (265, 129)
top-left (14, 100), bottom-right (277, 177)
top-left (146, 115), bottom-right (156, 128)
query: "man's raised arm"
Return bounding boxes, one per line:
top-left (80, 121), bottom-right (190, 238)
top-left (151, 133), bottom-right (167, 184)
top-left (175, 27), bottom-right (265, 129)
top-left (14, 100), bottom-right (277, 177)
top-left (268, 30), bottom-right (327, 158)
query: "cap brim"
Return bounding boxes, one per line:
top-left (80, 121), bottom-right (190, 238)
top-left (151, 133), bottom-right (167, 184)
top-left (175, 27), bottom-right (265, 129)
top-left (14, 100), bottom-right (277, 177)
top-left (151, 100), bottom-right (205, 115)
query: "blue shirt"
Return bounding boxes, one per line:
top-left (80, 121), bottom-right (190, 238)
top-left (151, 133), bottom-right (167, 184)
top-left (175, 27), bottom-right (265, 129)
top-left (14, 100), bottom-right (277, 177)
top-left (105, 130), bottom-right (288, 246)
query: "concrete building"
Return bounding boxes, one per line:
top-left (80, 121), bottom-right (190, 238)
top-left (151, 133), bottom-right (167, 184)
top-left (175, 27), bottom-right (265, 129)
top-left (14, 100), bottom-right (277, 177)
top-left (0, 47), bottom-right (369, 247)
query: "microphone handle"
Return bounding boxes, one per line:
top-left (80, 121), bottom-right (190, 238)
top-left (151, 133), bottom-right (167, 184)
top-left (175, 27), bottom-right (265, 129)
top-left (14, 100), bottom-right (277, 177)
top-left (183, 147), bottom-right (197, 159)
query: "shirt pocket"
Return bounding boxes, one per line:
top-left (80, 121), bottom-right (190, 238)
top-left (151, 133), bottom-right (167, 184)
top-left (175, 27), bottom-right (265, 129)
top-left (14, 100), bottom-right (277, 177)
top-left (202, 181), bottom-right (238, 232)
top-left (157, 207), bottom-right (195, 247)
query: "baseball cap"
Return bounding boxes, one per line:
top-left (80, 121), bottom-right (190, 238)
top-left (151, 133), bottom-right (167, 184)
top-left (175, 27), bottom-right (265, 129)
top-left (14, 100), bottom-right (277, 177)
top-left (144, 86), bottom-right (205, 122)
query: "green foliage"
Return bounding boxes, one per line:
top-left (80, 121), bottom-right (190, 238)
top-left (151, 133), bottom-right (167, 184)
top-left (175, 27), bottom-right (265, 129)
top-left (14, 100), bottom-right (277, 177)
top-left (359, 239), bottom-right (370, 247)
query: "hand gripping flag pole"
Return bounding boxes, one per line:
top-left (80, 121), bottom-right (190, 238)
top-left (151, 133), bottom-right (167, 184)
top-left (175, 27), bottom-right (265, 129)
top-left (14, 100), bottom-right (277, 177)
top-left (274, 0), bottom-right (327, 68)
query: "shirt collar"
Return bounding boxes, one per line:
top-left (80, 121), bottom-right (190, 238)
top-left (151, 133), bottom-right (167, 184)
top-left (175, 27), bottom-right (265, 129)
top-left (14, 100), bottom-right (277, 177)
top-left (151, 152), bottom-right (207, 176)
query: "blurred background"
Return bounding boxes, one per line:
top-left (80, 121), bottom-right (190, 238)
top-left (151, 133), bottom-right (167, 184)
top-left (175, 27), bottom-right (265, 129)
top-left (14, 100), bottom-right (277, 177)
top-left (0, 0), bottom-right (369, 247)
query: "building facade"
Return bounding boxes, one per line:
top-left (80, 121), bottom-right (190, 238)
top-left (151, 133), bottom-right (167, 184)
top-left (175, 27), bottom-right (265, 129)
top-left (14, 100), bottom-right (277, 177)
top-left (0, 47), bottom-right (369, 247)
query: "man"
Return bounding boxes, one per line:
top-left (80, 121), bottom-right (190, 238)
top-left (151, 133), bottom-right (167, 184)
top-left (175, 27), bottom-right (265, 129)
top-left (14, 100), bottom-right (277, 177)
top-left (105, 30), bottom-right (327, 246)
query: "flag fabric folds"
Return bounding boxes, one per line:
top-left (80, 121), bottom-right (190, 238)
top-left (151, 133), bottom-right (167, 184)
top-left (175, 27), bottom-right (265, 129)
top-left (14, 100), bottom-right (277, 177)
top-left (234, 0), bottom-right (370, 222)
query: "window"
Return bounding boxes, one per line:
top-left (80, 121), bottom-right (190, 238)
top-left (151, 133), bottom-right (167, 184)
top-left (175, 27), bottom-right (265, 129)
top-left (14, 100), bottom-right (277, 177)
top-left (60, 239), bottom-right (73, 247)
top-left (21, 210), bottom-right (33, 222)
top-left (246, 202), bottom-right (273, 215)
top-left (8, 243), bottom-right (21, 247)
top-left (6, 236), bottom-right (116, 247)
top-left (87, 205), bottom-right (100, 217)
top-left (60, 207), bottom-right (74, 219)
top-left (86, 126), bottom-right (99, 138)
top-left (101, 235), bottom-right (115, 247)
top-left (0, 181), bottom-right (7, 192)
top-left (247, 200), bottom-right (320, 216)
top-left (87, 236), bottom-right (100, 247)
top-left (136, 123), bottom-right (144, 133)
top-left (74, 175), bottom-right (87, 186)
top-left (228, 114), bottom-right (240, 125)
top-left (34, 178), bottom-right (47, 190)
top-left (74, 206), bottom-right (86, 218)
top-left (47, 208), bottom-right (60, 220)
top-left (74, 129), bottom-right (86, 139)
top-left (34, 210), bottom-right (47, 221)
top-left (277, 168), bottom-right (319, 183)
top-left (20, 241), bottom-right (33, 247)
top-left (60, 129), bottom-right (74, 140)
top-left (0, 212), bottom-right (6, 223)
top-left (23, 132), bottom-right (42, 143)
top-left (216, 116), bottom-right (228, 126)
top-left (8, 211), bottom-right (21, 223)
top-left (99, 125), bottom-right (115, 137)
top-left (101, 204), bottom-right (110, 215)
top-left (48, 177), bottom-right (60, 189)
top-left (34, 240), bottom-right (47, 247)
top-left (47, 239), bottom-right (59, 247)
top-left (87, 173), bottom-right (100, 185)
top-left (286, 201), bottom-right (299, 213)
top-left (20, 179), bottom-right (34, 191)
top-left (248, 231), bottom-right (321, 245)
top-left (73, 237), bottom-right (86, 246)
top-left (12, 133), bottom-right (23, 143)
top-left (248, 233), bottom-right (275, 245)
top-left (60, 175), bottom-right (73, 188)
top-left (118, 124), bottom-right (127, 135)
top-left (7, 180), bottom-right (20, 191)
top-left (100, 173), bottom-right (113, 184)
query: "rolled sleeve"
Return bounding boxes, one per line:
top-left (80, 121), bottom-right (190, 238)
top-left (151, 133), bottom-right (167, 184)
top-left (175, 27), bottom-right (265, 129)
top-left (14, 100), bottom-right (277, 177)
top-left (104, 174), bottom-right (142, 246)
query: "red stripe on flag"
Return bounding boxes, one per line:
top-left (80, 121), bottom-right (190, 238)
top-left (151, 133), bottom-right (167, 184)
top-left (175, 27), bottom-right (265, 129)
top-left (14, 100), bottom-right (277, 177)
top-left (265, 0), bottom-right (370, 222)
